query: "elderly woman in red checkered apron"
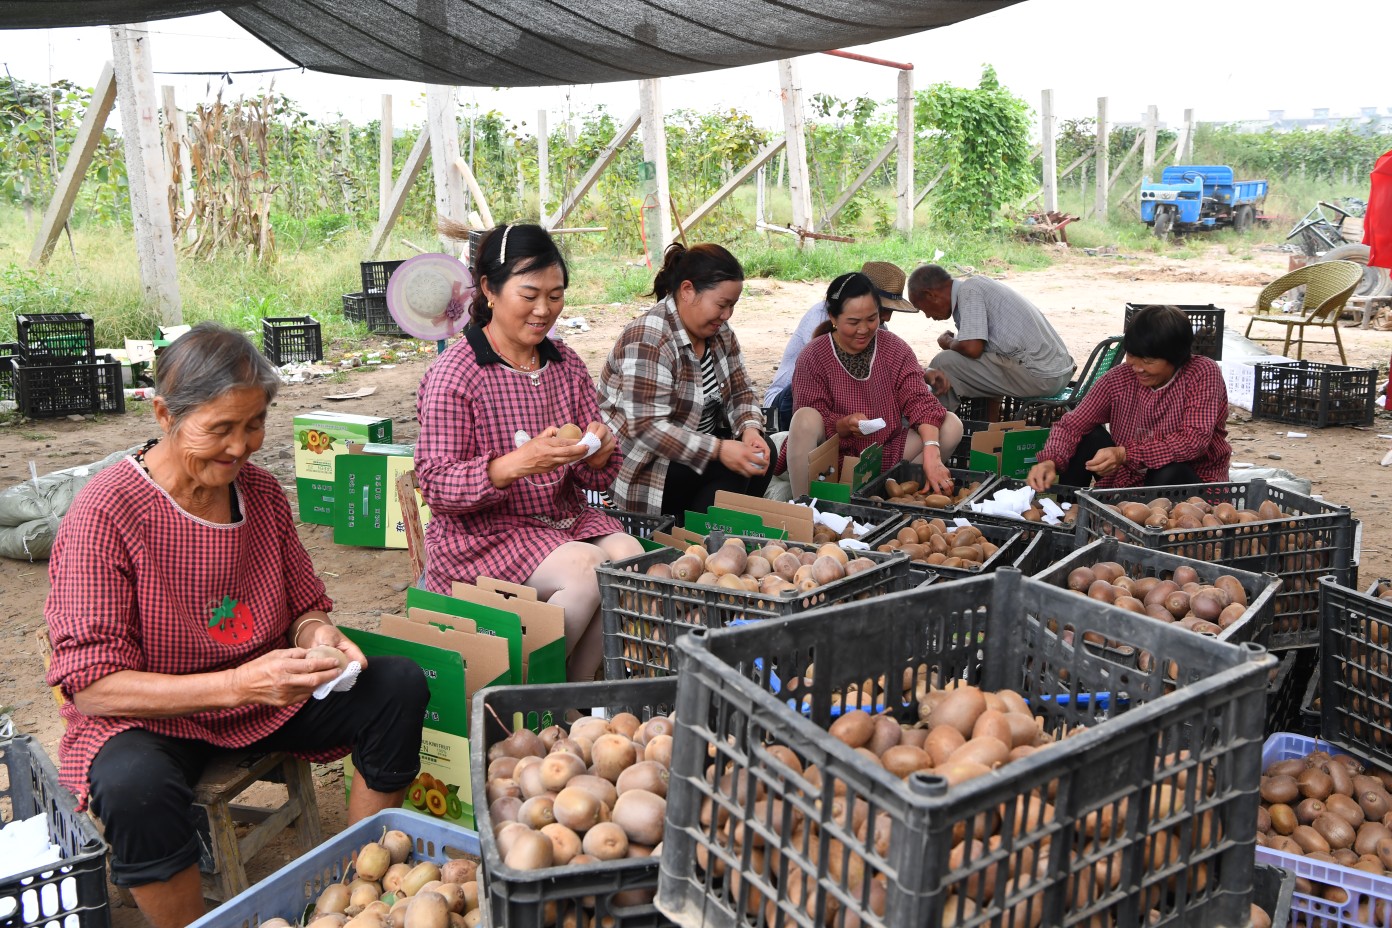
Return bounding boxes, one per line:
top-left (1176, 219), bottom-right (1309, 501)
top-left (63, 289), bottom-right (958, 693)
top-left (44, 323), bottom-right (429, 928)
top-left (776, 271), bottom-right (964, 498)
top-left (415, 224), bottom-right (643, 684)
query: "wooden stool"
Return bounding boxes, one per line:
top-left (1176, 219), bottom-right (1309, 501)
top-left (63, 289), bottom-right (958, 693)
top-left (193, 749), bottom-right (323, 902)
top-left (35, 627), bottom-right (324, 902)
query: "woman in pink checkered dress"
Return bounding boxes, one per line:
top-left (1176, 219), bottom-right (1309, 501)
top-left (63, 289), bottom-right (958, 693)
top-left (777, 272), bottom-right (964, 498)
top-left (415, 224), bottom-right (642, 683)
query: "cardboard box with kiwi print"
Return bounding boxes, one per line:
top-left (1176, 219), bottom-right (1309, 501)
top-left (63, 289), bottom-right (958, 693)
top-left (333, 443), bottom-right (430, 549)
top-left (292, 411), bottom-right (391, 525)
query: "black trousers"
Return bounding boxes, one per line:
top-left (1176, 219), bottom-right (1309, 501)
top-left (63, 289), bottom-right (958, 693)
top-left (1059, 425), bottom-right (1202, 488)
top-left (87, 654), bottom-right (429, 886)
top-left (659, 459), bottom-right (772, 521)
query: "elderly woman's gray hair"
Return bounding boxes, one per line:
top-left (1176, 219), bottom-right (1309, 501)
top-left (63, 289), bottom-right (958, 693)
top-left (155, 322), bottom-right (281, 427)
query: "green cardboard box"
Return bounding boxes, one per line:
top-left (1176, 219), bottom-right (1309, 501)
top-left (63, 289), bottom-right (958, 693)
top-left (333, 443), bottom-right (429, 548)
top-left (968, 422), bottom-right (1051, 480)
top-left (293, 411), bottom-right (391, 525)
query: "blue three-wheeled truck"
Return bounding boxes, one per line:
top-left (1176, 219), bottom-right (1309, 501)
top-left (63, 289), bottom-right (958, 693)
top-left (1139, 165), bottom-right (1268, 237)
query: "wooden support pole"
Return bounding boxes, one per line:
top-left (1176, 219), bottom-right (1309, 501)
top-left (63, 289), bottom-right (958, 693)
top-left (1058, 148), bottom-right (1095, 182)
top-left (1093, 97), bottom-right (1109, 221)
top-left (1142, 105), bottom-right (1158, 179)
top-left (163, 87), bottom-right (195, 244)
top-left (638, 78), bottom-right (672, 265)
top-left (426, 85), bottom-right (467, 254)
top-left (379, 94), bottom-right (393, 217)
top-left (818, 137), bottom-right (896, 232)
top-left (1040, 89), bottom-right (1058, 212)
top-left (683, 138), bottom-right (786, 233)
top-left (1124, 138), bottom-right (1180, 201)
top-left (1108, 132), bottom-right (1145, 190)
top-left (777, 59), bottom-right (814, 246)
top-left (452, 157), bottom-right (494, 229)
top-left (30, 62), bottom-right (117, 266)
top-left (895, 68), bottom-right (914, 234)
top-left (545, 109), bottom-right (641, 230)
top-left (756, 166), bottom-right (766, 224)
top-left (536, 109), bottom-right (549, 223)
top-left (914, 164), bottom-right (948, 208)
top-left (366, 129), bottom-right (430, 259)
top-left (111, 25), bottom-right (181, 323)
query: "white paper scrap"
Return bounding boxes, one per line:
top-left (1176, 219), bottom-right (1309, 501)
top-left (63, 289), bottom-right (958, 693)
top-left (858, 417), bottom-right (887, 435)
top-left (313, 660), bottom-right (362, 700)
top-left (840, 539), bottom-right (871, 551)
top-left (816, 511), bottom-right (853, 534)
top-left (1287, 432), bottom-right (1308, 439)
top-left (1039, 497), bottom-right (1065, 519)
top-left (953, 517), bottom-right (972, 528)
top-left (576, 432), bottom-right (603, 458)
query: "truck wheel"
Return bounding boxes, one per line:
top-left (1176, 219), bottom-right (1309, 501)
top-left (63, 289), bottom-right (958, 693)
top-left (1153, 207), bottom-right (1174, 239)
top-left (1319, 243), bottom-right (1392, 298)
top-left (1234, 206), bottom-right (1254, 234)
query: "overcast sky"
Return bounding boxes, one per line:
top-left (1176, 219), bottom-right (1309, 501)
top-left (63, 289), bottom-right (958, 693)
top-left (3, 0), bottom-right (1390, 135)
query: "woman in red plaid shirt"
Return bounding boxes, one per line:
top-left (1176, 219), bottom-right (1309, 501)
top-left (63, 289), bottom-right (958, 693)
top-left (416, 224), bottom-right (642, 683)
top-left (777, 271), bottom-right (963, 497)
top-left (44, 324), bottom-right (428, 928)
top-left (1029, 304), bottom-right (1232, 490)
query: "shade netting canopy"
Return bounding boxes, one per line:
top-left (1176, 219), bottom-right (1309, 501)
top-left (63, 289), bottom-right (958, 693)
top-left (2, 1), bottom-right (1021, 86)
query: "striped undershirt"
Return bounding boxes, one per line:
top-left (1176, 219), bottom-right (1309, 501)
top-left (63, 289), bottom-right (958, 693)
top-left (696, 349), bottom-right (723, 434)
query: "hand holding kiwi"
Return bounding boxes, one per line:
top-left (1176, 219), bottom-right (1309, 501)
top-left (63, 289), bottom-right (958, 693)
top-left (494, 427), bottom-right (591, 482)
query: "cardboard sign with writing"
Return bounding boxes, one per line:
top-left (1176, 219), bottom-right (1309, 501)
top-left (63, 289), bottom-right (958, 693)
top-left (847, 443), bottom-right (883, 491)
top-left (712, 491), bottom-right (815, 542)
top-left (406, 587), bottom-right (524, 686)
top-left (449, 577), bottom-right (567, 685)
top-left (339, 625), bottom-right (475, 829)
top-left (334, 443), bottom-right (430, 549)
top-left (685, 507), bottom-right (788, 540)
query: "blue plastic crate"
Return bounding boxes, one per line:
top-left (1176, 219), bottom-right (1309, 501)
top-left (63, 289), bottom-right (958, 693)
top-left (1257, 732), bottom-right (1392, 928)
top-left (189, 809), bottom-right (479, 928)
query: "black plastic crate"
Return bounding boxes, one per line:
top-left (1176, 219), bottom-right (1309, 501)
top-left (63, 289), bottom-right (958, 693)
top-left (945, 418), bottom-right (988, 469)
top-left (471, 678), bottom-right (676, 928)
top-left (1012, 525), bottom-right (1084, 576)
top-left (94, 355), bottom-right (124, 415)
top-left (853, 460), bottom-right (997, 514)
top-left (0, 734), bottom-right (110, 927)
top-left (261, 316), bottom-right (323, 365)
top-left (789, 495), bottom-right (905, 548)
top-left (360, 258), bottom-right (405, 296)
top-left (956, 475), bottom-right (1085, 539)
top-left (872, 509), bottom-right (1027, 581)
top-left (1266, 647), bottom-right (1317, 737)
top-left (1319, 576), bottom-right (1392, 769)
top-left (1300, 666), bottom-right (1322, 737)
top-left (342, 291), bottom-right (367, 322)
top-left (1252, 360), bottom-right (1377, 428)
top-left (1124, 302), bottom-right (1225, 361)
top-left (363, 293), bottom-right (405, 336)
top-left (598, 538), bottom-right (911, 679)
top-left (593, 508), bottom-right (676, 540)
top-left (13, 356), bottom-right (91, 419)
top-left (1252, 862), bottom-right (1294, 928)
top-left (15, 313), bottom-right (94, 365)
top-left (0, 342), bottom-right (19, 401)
top-left (1075, 479), bottom-right (1356, 649)
top-left (656, 570), bottom-right (1274, 928)
top-left (1032, 536), bottom-right (1282, 648)
top-left (998, 394), bottom-right (1073, 427)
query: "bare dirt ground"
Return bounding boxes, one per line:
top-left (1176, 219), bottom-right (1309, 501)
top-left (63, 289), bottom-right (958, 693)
top-left (2, 243), bottom-right (1390, 923)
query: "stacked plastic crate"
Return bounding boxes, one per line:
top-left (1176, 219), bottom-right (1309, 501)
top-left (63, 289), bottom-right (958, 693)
top-left (9, 313), bottom-right (124, 418)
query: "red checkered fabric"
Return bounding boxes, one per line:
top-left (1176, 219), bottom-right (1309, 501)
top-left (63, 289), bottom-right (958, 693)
top-left (597, 298), bottom-right (764, 513)
top-left (44, 459), bottom-right (337, 808)
top-left (777, 331), bottom-right (946, 474)
top-left (1039, 355), bottom-right (1232, 488)
top-left (415, 328), bottom-right (623, 593)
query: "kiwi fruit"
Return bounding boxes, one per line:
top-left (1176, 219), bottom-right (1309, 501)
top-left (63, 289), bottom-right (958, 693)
top-left (557, 423), bottom-right (584, 441)
top-left (306, 644), bottom-right (349, 670)
top-left (611, 789), bottom-right (666, 846)
top-left (354, 842), bottom-right (392, 882)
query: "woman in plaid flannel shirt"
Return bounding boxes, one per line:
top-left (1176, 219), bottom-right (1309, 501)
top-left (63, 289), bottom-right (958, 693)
top-left (45, 324), bottom-right (428, 928)
top-left (416, 224), bottom-right (642, 684)
top-left (598, 243), bottom-right (772, 517)
top-left (1029, 304), bottom-right (1232, 490)
top-left (777, 271), bottom-right (963, 497)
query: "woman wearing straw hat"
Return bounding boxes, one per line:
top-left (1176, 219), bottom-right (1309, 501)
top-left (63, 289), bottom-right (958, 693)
top-left (775, 271), bottom-right (964, 498)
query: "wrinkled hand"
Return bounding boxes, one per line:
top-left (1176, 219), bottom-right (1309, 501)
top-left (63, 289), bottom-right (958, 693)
top-left (303, 621), bottom-right (367, 669)
top-left (231, 648), bottom-right (344, 708)
top-left (937, 331), bottom-right (956, 351)
top-left (922, 367), bottom-right (951, 397)
top-left (836, 413), bottom-right (868, 439)
top-left (1085, 447), bottom-right (1128, 478)
top-left (583, 421), bottom-right (618, 470)
top-left (921, 456), bottom-right (954, 496)
top-left (1027, 460), bottom-right (1058, 492)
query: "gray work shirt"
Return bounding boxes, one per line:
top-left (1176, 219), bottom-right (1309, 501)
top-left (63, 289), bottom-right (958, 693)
top-left (951, 276), bottom-right (1075, 379)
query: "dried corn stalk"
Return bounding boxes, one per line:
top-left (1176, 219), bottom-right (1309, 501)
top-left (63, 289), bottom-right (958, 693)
top-left (184, 90), bottom-right (279, 262)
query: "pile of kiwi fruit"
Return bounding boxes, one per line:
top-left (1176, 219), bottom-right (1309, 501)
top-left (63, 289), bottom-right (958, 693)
top-left (1257, 745), bottom-right (1392, 922)
top-left (1374, 580), bottom-right (1392, 602)
top-left (866, 476), bottom-right (984, 509)
top-left (644, 537), bottom-right (879, 599)
top-left (695, 678), bottom-right (1256, 926)
top-left (1099, 493), bottom-right (1333, 632)
top-left (257, 827), bottom-right (480, 928)
top-left (1060, 559), bottom-right (1252, 636)
top-left (873, 517), bottom-right (1001, 571)
top-left (481, 711), bottom-right (673, 918)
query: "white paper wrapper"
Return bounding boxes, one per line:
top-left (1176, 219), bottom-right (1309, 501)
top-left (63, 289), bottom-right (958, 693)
top-left (575, 432), bottom-right (603, 458)
top-left (1039, 497), bottom-right (1065, 519)
top-left (514, 429), bottom-right (530, 449)
top-left (816, 511), bottom-right (854, 534)
top-left (313, 660), bottom-right (362, 700)
top-left (858, 417), bottom-right (887, 435)
top-left (839, 539), bottom-right (871, 552)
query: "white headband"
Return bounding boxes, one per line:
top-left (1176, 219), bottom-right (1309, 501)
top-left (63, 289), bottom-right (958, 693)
top-left (499, 224), bottom-right (511, 264)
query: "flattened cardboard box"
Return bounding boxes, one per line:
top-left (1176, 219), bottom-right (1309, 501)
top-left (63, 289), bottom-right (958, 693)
top-left (293, 411), bottom-right (391, 525)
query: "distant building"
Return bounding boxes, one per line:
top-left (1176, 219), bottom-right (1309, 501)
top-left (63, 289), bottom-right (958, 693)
top-left (1224, 106), bottom-right (1392, 134)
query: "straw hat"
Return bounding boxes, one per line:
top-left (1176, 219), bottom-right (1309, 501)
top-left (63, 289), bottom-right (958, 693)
top-left (859, 261), bottom-right (915, 312)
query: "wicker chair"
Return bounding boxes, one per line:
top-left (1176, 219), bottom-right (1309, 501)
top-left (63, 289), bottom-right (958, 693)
top-left (1244, 260), bottom-right (1364, 363)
